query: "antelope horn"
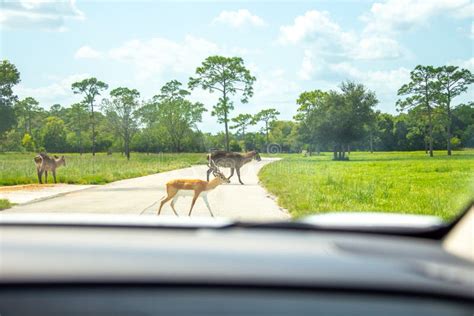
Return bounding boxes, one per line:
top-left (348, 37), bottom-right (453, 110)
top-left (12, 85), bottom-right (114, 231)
top-left (210, 159), bottom-right (222, 176)
top-left (209, 159), bottom-right (218, 169)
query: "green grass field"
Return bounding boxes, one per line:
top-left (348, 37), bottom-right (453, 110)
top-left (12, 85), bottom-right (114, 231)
top-left (259, 150), bottom-right (474, 221)
top-left (0, 152), bottom-right (207, 185)
top-left (0, 199), bottom-right (12, 210)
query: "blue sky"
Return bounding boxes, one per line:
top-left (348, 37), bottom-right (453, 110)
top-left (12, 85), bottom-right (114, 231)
top-left (1, 0), bottom-right (473, 132)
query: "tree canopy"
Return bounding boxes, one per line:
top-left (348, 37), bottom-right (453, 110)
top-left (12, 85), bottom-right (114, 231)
top-left (102, 87), bottom-right (141, 160)
top-left (0, 60), bottom-right (21, 135)
top-left (71, 77), bottom-right (109, 156)
top-left (254, 108), bottom-right (280, 144)
top-left (189, 56), bottom-right (256, 151)
top-left (147, 80), bottom-right (206, 152)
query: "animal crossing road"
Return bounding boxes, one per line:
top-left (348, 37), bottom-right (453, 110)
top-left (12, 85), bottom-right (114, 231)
top-left (5, 158), bottom-right (289, 221)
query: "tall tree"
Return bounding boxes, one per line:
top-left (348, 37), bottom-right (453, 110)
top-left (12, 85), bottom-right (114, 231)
top-left (230, 113), bottom-right (253, 139)
top-left (366, 110), bottom-right (380, 153)
top-left (149, 80), bottom-right (206, 152)
top-left (49, 103), bottom-right (64, 118)
top-left (294, 90), bottom-right (329, 154)
top-left (397, 65), bottom-right (438, 157)
top-left (189, 56), bottom-right (256, 151)
top-left (66, 102), bottom-right (89, 155)
top-left (41, 116), bottom-right (68, 152)
top-left (71, 78), bottom-right (108, 156)
top-left (0, 60), bottom-right (20, 135)
top-left (302, 82), bottom-right (377, 160)
top-left (102, 87), bottom-right (141, 160)
top-left (254, 108), bottom-right (280, 144)
top-left (435, 66), bottom-right (474, 155)
top-left (14, 97), bottom-right (40, 135)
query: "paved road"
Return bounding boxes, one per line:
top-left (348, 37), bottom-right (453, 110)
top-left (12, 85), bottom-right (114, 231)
top-left (6, 158), bottom-right (289, 221)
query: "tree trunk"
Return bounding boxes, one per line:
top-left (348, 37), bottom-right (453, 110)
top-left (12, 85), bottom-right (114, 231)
top-left (446, 97), bottom-right (452, 156)
top-left (91, 102), bottom-right (96, 156)
top-left (427, 105), bottom-right (434, 157)
top-left (124, 130), bottom-right (130, 160)
top-left (333, 145), bottom-right (337, 160)
top-left (78, 131), bottom-right (83, 155)
top-left (224, 114), bottom-right (229, 151)
top-left (369, 132), bottom-right (373, 153)
top-left (125, 138), bottom-right (130, 160)
top-left (27, 112), bottom-right (31, 135)
top-left (337, 144), bottom-right (343, 160)
top-left (265, 121), bottom-right (269, 144)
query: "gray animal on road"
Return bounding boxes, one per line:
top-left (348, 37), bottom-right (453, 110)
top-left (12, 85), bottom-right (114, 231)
top-left (206, 150), bottom-right (261, 185)
top-left (34, 153), bottom-right (66, 184)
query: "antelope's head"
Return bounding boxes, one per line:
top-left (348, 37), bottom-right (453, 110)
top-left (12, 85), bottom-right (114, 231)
top-left (210, 160), bottom-right (230, 184)
top-left (253, 151), bottom-right (261, 161)
top-left (54, 155), bottom-right (66, 167)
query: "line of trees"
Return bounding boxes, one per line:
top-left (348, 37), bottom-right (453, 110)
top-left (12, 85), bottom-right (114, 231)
top-left (0, 58), bottom-right (472, 159)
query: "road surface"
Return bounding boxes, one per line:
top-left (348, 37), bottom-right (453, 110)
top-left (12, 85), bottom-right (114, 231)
top-left (5, 158), bottom-right (289, 221)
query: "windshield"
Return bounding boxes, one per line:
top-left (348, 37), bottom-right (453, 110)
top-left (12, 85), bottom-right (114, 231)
top-left (0, 0), bottom-right (472, 223)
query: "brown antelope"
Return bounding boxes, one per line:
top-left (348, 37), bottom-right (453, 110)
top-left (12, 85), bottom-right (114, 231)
top-left (158, 161), bottom-right (230, 217)
top-left (206, 150), bottom-right (261, 185)
top-left (34, 153), bottom-right (66, 184)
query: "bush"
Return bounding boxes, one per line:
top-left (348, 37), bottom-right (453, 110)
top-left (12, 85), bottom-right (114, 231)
top-left (451, 137), bottom-right (462, 150)
top-left (21, 133), bottom-right (36, 152)
top-left (230, 140), bottom-right (242, 152)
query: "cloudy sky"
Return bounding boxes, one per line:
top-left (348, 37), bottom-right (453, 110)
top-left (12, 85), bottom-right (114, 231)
top-left (1, 0), bottom-right (473, 132)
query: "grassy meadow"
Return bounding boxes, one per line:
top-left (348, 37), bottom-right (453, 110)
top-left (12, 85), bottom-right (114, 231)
top-left (0, 152), bottom-right (207, 186)
top-left (259, 150), bottom-right (474, 221)
top-left (0, 199), bottom-right (12, 210)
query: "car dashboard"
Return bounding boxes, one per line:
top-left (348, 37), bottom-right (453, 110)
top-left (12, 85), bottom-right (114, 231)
top-left (0, 214), bottom-right (472, 315)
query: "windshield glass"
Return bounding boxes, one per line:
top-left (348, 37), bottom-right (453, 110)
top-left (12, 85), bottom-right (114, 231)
top-left (0, 0), bottom-right (473, 222)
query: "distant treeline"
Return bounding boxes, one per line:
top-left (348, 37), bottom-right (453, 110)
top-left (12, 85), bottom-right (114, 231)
top-left (0, 59), bottom-right (472, 159)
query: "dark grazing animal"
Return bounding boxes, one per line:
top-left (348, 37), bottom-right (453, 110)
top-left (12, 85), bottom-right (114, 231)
top-left (34, 153), bottom-right (66, 184)
top-left (206, 150), bottom-right (261, 185)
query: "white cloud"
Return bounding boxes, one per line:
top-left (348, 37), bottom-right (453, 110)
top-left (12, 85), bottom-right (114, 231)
top-left (328, 62), bottom-right (411, 112)
top-left (108, 35), bottom-right (220, 80)
top-left (298, 50), bottom-right (315, 80)
top-left (278, 10), bottom-right (403, 61)
top-left (249, 68), bottom-right (300, 123)
top-left (361, 0), bottom-right (473, 35)
top-left (14, 73), bottom-right (90, 106)
top-left (74, 45), bottom-right (102, 59)
top-left (298, 49), bottom-right (327, 80)
top-left (329, 62), bottom-right (410, 93)
top-left (212, 9), bottom-right (266, 28)
top-left (449, 57), bottom-right (474, 72)
top-left (0, 0), bottom-right (84, 31)
top-left (350, 36), bottom-right (402, 60)
top-left (278, 10), bottom-right (353, 45)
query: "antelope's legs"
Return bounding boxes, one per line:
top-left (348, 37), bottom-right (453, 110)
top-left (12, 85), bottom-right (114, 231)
top-left (236, 168), bottom-right (244, 185)
top-left (228, 168), bottom-right (234, 180)
top-left (188, 192), bottom-right (200, 216)
top-left (53, 170), bottom-right (57, 183)
top-left (202, 195), bottom-right (214, 217)
top-left (158, 188), bottom-right (177, 215)
top-left (45, 171), bottom-right (48, 184)
top-left (37, 169), bottom-right (43, 184)
top-left (206, 168), bottom-right (212, 182)
top-left (170, 195), bottom-right (180, 216)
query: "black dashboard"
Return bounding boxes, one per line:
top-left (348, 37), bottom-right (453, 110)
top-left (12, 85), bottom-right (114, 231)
top-left (1, 286), bottom-right (472, 316)
top-left (0, 219), bottom-right (472, 315)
